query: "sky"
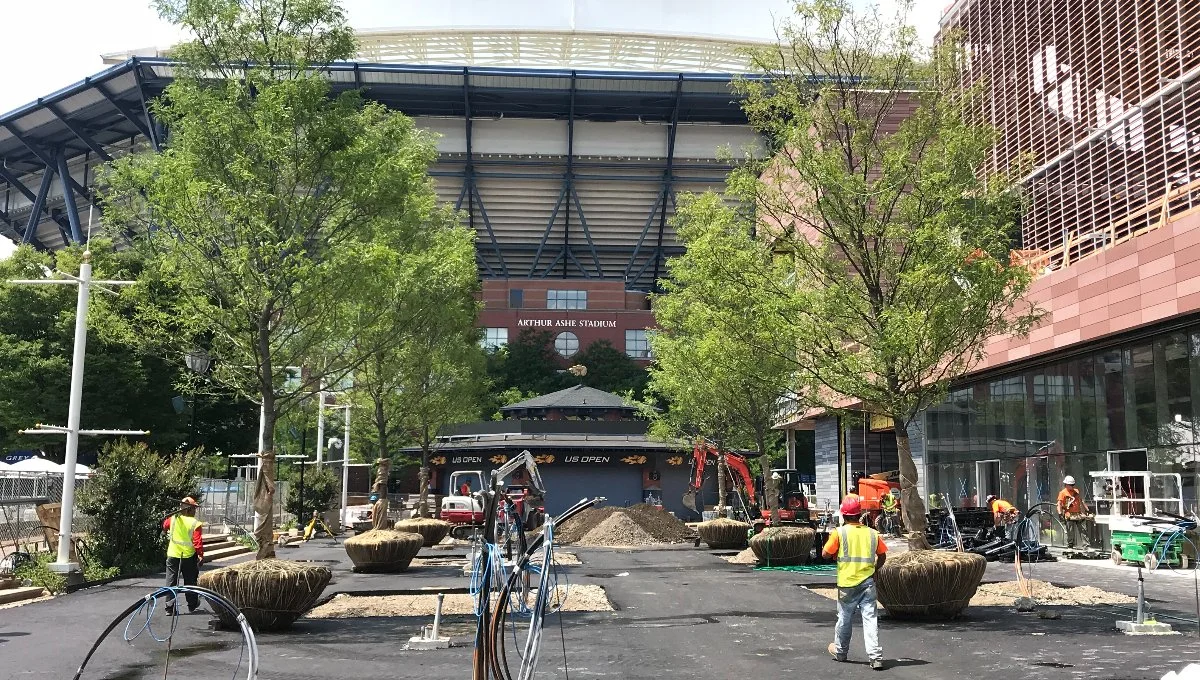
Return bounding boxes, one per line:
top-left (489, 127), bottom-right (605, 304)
top-left (0, 0), bottom-right (946, 259)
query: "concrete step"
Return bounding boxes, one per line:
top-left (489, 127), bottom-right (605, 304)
top-left (204, 540), bottom-right (237, 552)
top-left (0, 586), bottom-right (47, 606)
top-left (202, 533), bottom-right (231, 542)
top-left (207, 544), bottom-right (254, 562)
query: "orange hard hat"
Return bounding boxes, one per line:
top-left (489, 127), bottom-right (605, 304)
top-left (180, 496), bottom-right (200, 507)
top-left (840, 496), bottom-right (862, 516)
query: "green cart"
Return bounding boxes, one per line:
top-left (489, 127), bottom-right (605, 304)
top-left (1110, 528), bottom-right (1188, 569)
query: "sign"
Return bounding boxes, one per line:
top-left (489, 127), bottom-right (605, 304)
top-left (869, 413), bottom-right (894, 432)
top-left (434, 453), bottom-right (674, 467)
top-left (516, 318), bottom-right (617, 328)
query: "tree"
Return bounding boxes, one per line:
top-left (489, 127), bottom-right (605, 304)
top-left (281, 463), bottom-right (339, 522)
top-left (575, 340), bottom-right (650, 397)
top-left (102, 0), bottom-right (444, 556)
top-left (681, 0), bottom-right (1042, 546)
top-left (649, 209), bottom-right (798, 522)
top-left (0, 243), bottom-right (256, 459)
top-left (349, 220), bottom-right (479, 507)
top-left (491, 330), bottom-right (569, 397)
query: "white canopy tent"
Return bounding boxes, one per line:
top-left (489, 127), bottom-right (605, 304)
top-left (8, 457), bottom-right (62, 472)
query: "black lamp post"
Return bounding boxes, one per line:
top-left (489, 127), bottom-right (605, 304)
top-left (184, 348), bottom-right (212, 460)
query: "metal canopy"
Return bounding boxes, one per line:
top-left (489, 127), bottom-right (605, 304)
top-left (0, 58), bottom-right (753, 289)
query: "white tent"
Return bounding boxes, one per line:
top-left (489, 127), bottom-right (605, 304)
top-left (8, 457), bottom-right (63, 472)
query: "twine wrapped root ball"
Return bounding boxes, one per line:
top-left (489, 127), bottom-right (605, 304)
top-left (697, 518), bottom-right (752, 549)
top-left (344, 529), bottom-right (424, 573)
top-left (749, 526), bottom-right (815, 566)
top-left (197, 559), bottom-right (332, 632)
top-left (875, 550), bottom-right (987, 620)
top-left (393, 518), bottom-right (452, 547)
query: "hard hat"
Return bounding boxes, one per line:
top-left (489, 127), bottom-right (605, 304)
top-left (1063, 476), bottom-right (1076, 486)
top-left (180, 496), bottom-right (199, 507)
top-left (840, 497), bottom-right (862, 516)
top-left (985, 494), bottom-right (997, 506)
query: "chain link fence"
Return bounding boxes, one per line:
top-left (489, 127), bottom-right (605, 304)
top-left (194, 478), bottom-right (292, 534)
top-left (0, 472), bottom-right (91, 560)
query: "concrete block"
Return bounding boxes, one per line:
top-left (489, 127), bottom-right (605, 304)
top-left (1116, 620), bottom-right (1177, 635)
top-left (407, 636), bottom-right (451, 650)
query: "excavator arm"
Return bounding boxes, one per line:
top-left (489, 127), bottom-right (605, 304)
top-left (681, 442), bottom-right (758, 514)
top-left (723, 453), bottom-right (757, 508)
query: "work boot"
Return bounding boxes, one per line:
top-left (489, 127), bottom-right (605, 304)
top-left (165, 608), bottom-right (176, 617)
top-left (828, 643), bottom-right (846, 662)
top-left (871, 659), bottom-right (885, 670)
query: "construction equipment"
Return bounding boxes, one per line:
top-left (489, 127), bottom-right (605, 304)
top-left (441, 470), bottom-right (487, 540)
top-left (681, 442), bottom-right (809, 525)
top-left (444, 452), bottom-right (547, 542)
top-left (1109, 512), bottom-right (1195, 569)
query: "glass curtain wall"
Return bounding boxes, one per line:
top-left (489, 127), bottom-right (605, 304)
top-left (924, 325), bottom-right (1200, 547)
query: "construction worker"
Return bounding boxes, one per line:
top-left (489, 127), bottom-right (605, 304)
top-left (1057, 476), bottom-right (1091, 549)
top-left (879, 489), bottom-right (901, 536)
top-left (985, 494), bottom-right (1019, 525)
top-left (822, 496), bottom-right (887, 671)
top-left (163, 496), bottom-right (204, 615)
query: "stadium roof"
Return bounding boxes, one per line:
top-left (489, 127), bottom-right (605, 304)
top-left (0, 56), bottom-right (753, 249)
top-left (500, 384), bottom-right (637, 414)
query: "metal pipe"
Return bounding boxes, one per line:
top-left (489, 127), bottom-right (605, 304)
top-left (53, 256), bottom-right (91, 570)
top-left (432, 592), bottom-right (444, 640)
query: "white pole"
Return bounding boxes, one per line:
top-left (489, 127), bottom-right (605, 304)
top-left (316, 391), bottom-right (325, 465)
top-left (53, 257), bottom-right (91, 571)
top-left (341, 406), bottom-right (351, 526)
top-left (254, 401), bottom-right (266, 533)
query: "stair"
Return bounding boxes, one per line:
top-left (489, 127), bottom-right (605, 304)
top-left (0, 586), bottom-right (47, 606)
top-left (202, 533), bottom-right (254, 562)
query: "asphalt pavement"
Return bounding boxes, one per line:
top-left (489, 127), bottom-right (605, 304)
top-left (1, 538), bottom-right (1198, 680)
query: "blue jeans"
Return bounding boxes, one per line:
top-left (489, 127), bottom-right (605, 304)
top-left (833, 577), bottom-right (881, 662)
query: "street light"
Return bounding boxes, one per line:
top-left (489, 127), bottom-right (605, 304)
top-left (184, 349), bottom-right (212, 455)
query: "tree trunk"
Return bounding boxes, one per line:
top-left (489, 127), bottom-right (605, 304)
top-left (371, 457), bottom-right (391, 530)
top-left (253, 449), bottom-right (277, 559)
top-left (761, 447), bottom-right (780, 525)
top-left (894, 419), bottom-right (930, 550)
top-left (416, 438), bottom-right (431, 518)
top-left (715, 441), bottom-right (728, 519)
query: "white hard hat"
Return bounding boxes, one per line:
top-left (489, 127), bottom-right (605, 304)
top-left (1063, 475), bottom-right (1076, 486)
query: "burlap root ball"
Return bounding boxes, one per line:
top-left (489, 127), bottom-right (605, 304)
top-left (697, 518), bottom-right (752, 549)
top-left (344, 529), bottom-right (424, 573)
top-left (874, 550), bottom-right (986, 620)
top-left (197, 559), bottom-right (332, 632)
top-left (749, 526), bottom-right (816, 566)
top-left (392, 518), bottom-right (452, 546)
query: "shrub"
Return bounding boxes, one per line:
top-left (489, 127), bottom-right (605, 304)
top-left (15, 552), bottom-right (67, 594)
top-left (281, 464), bottom-right (339, 522)
top-left (77, 440), bottom-right (204, 573)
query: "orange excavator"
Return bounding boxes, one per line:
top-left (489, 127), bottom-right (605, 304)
top-left (681, 441), bottom-right (809, 525)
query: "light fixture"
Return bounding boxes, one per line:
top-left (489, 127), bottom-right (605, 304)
top-left (185, 349), bottom-right (212, 375)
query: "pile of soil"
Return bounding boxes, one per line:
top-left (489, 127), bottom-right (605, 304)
top-left (576, 513), bottom-right (656, 546)
top-left (974, 579), bottom-right (1135, 606)
top-left (722, 548), bottom-right (759, 564)
top-left (557, 505), bottom-right (694, 546)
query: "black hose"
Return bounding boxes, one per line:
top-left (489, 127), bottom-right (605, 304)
top-left (72, 586), bottom-right (251, 680)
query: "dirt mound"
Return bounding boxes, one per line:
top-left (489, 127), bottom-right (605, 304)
top-left (576, 512), bottom-right (657, 546)
top-left (556, 507), bottom-right (618, 544)
top-left (974, 580), bottom-right (1135, 606)
top-left (624, 504), bottom-right (694, 542)
top-left (722, 548), bottom-right (759, 564)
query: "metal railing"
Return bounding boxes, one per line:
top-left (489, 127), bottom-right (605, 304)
top-left (0, 472), bottom-right (91, 558)
top-left (195, 478), bottom-right (292, 533)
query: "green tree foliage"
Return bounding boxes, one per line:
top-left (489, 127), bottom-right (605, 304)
top-left (676, 0), bottom-right (1043, 544)
top-left (77, 440), bottom-right (205, 573)
top-left (649, 206), bottom-right (798, 521)
top-left (488, 330), bottom-right (569, 397)
top-left (101, 0), bottom-right (449, 553)
top-left (0, 244), bottom-right (256, 458)
top-left (575, 340), bottom-right (649, 397)
top-left (281, 463), bottom-right (339, 521)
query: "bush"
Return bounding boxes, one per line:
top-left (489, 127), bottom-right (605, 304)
top-left (281, 464), bottom-right (339, 521)
top-left (77, 440), bottom-right (204, 573)
top-left (14, 552), bottom-right (67, 594)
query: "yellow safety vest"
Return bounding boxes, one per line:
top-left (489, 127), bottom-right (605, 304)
top-left (167, 515), bottom-right (201, 559)
top-left (836, 523), bottom-right (879, 588)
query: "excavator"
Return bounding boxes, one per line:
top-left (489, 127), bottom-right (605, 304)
top-left (681, 441), bottom-right (810, 525)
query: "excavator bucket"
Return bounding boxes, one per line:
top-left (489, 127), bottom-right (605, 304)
top-left (682, 489), bottom-right (699, 513)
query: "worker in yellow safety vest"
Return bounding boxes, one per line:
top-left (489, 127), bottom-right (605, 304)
top-left (163, 496), bottom-right (205, 615)
top-left (821, 496), bottom-right (887, 670)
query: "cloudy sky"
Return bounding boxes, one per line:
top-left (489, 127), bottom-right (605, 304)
top-left (0, 0), bottom-right (947, 259)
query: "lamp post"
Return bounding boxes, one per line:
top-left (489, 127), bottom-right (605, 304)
top-left (184, 349), bottom-right (212, 451)
top-left (10, 252), bottom-right (145, 577)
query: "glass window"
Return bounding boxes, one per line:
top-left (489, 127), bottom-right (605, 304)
top-left (625, 329), bottom-right (651, 359)
top-left (1099, 351), bottom-right (1127, 450)
top-left (1130, 344), bottom-right (1156, 447)
top-left (509, 289), bottom-right (524, 308)
top-left (554, 331), bottom-right (580, 358)
top-left (481, 327), bottom-right (508, 350)
top-left (547, 289), bottom-right (587, 310)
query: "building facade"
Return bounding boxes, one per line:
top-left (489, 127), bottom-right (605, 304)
top-left (799, 0), bottom-right (1200, 546)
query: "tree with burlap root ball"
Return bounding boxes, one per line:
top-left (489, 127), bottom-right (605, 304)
top-left (672, 0), bottom-right (1042, 551)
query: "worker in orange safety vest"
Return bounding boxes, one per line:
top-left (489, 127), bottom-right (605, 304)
top-left (822, 496), bottom-right (887, 671)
